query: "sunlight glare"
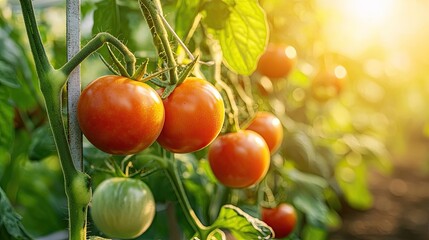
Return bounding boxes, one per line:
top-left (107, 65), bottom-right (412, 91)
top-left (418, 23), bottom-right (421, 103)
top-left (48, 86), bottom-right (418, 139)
top-left (342, 0), bottom-right (395, 27)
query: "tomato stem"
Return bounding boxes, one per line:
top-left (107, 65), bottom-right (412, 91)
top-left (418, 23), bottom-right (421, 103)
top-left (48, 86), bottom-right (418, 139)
top-left (164, 153), bottom-right (209, 237)
top-left (226, 74), bottom-right (255, 120)
top-left (207, 39), bottom-right (240, 133)
top-left (60, 32), bottom-right (136, 77)
top-left (139, 0), bottom-right (178, 85)
top-left (19, 0), bottom-right (94, 239)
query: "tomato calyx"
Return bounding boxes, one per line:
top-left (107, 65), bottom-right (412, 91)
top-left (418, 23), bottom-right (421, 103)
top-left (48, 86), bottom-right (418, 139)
top-left (158, 56), bottom-right (199, 99)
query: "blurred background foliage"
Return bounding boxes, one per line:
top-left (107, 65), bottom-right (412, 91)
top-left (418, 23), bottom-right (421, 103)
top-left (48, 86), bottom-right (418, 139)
top-left (1, 0), bottom-right (429, 239)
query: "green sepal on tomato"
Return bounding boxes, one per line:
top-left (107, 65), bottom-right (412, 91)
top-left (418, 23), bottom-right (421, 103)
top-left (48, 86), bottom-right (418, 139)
top-left (77, 75), bottom-right (165, 155)
top-left (156, 77), bottom-right (225, 153)
top-left (90, 177), bottom-right (156, 239)
top-left (261, 203), bottom-right (297, 239)
top-left (208, 130), bottom-right (270, 188)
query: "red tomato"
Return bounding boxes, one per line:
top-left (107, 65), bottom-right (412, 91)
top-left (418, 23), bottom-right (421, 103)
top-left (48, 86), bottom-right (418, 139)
top-left (261, 203), bottom-right (297, 239)
top-left (77, 75), bottom-right (164, 155)
top-left (246, 112), bottom-right (283, 154)
top-left (208, 130), bottom-right (270, 188)
top-left (157, 77), bottom-right (225, 153)
top-left (257, 43), bottom-right (296, 79)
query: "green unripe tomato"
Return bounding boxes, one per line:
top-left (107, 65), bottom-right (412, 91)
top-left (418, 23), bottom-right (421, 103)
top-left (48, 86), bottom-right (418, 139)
top-left (91, 178), bottom-right (155, 239)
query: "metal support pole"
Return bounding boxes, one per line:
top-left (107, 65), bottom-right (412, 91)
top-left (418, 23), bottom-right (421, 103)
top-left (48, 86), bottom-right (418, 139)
top-left (66, 0), bottom-right (82, 171)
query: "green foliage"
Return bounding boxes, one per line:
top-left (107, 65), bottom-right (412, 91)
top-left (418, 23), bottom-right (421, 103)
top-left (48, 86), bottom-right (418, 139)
top-left (282, 169), bottom-right (329, 225)
top-left (175, 0), bottom-right (201, 39)
top-left (204, 0), bottom-right (268, 75)
top-left (0, 87), bottom-right (14, 151)
top-left (4, 0), bottom-right (413, 238)
top-left (0, 187), bottom-right (32, 240)
top-left (28, 125), bottom-right (56, 161)
top-left (207, 205), bottom-right (274, 240)
top-left (92, 0), bottom-right (134, 42)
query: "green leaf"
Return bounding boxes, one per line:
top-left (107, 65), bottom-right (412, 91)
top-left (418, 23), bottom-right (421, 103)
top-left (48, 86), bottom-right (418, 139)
top-left (335, 159), bottom-right (373, 210)
top-left (88, 236), bottom-right (111, 240)
top-left (302, 225), bottom-right (327, 240)
top-left (175, 0), bottom-right (201, 40)
top-left (207, 0), bottom-right (268, 75)
top-left (28, 125), bottom-right (56, 161)
top-left (211, 205), bottom-right (274, 240)
top-left (0, 87), bottom-right (14, 151)
top-left (284, 131), bottom-right (317, 172)
top-left (92, 0), bottom-right (138, 49)
top-left (0, 29), bottom-right (23, 88)
top-left (0, 187), bottom-right (32, 239)
top-left (16, 157), bottom-right (67, 236)
top-left (282, 169), bottom-right (329, 224)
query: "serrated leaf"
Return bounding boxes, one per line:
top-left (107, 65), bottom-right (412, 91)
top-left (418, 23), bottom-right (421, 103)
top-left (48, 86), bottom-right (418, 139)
top-left (212, 205), bottom-right (273, 240)
top-left (209, 0), bottom-right (268, 75)
top-left (0, 187), bottom-right (32, 239)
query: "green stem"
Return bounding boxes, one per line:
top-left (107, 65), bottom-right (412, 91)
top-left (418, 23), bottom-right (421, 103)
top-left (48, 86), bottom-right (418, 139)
top-left (19, 0), bottom-right (53, 75)
top-left (139, 0), bottom-right (178, 84)
top-left (207, 39), bottom-right (240, 133)
top-left (19, 0), bottom-right (92, 239)
top-left (164, 155), bottom-right (208, 237)
top-left (60, 32), bottom-right (136, 76)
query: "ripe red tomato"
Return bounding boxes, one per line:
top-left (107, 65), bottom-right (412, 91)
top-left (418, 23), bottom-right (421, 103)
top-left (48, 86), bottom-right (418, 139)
top-left (261, 203), bottom-right (297, 239)
top-left (77, 75), bottom-right (164, 155)
top-left (91, 177), bottom-right (156, 239)
top-left (246, 112), bottom-right (283, 154)
top-left (257, 43), bottom-right (296, 79)
top-left (208, 130), bottom-right (270, 188)
top-left (157, 77), bottom-right (225, 153)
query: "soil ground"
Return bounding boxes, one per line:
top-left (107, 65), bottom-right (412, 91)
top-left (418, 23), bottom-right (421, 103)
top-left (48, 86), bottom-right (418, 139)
top-left (329, 135), bottom-right (429, 240)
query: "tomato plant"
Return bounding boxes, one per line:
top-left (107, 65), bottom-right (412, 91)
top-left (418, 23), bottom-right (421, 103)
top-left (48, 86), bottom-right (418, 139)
top-left (256, 43), bottom-right (296, 79)
top-left (91, 177), bottom-right (156, 239)
top-left (246, 111), bottom-right (284, 154)
top-left (157, 77), bottom-right (225, 153)
top-left (4, 0), bottom-right (398, 239)
top-left (208, 130), bottom-right (270, 188)
top-left (261, 203), bottom-right (297, 239)
top-left (77, 75), bottom-right (165, 155)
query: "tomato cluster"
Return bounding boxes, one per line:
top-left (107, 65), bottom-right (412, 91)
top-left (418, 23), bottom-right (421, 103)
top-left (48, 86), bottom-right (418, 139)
top-left (78, 76), bottom-right (224, 155)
